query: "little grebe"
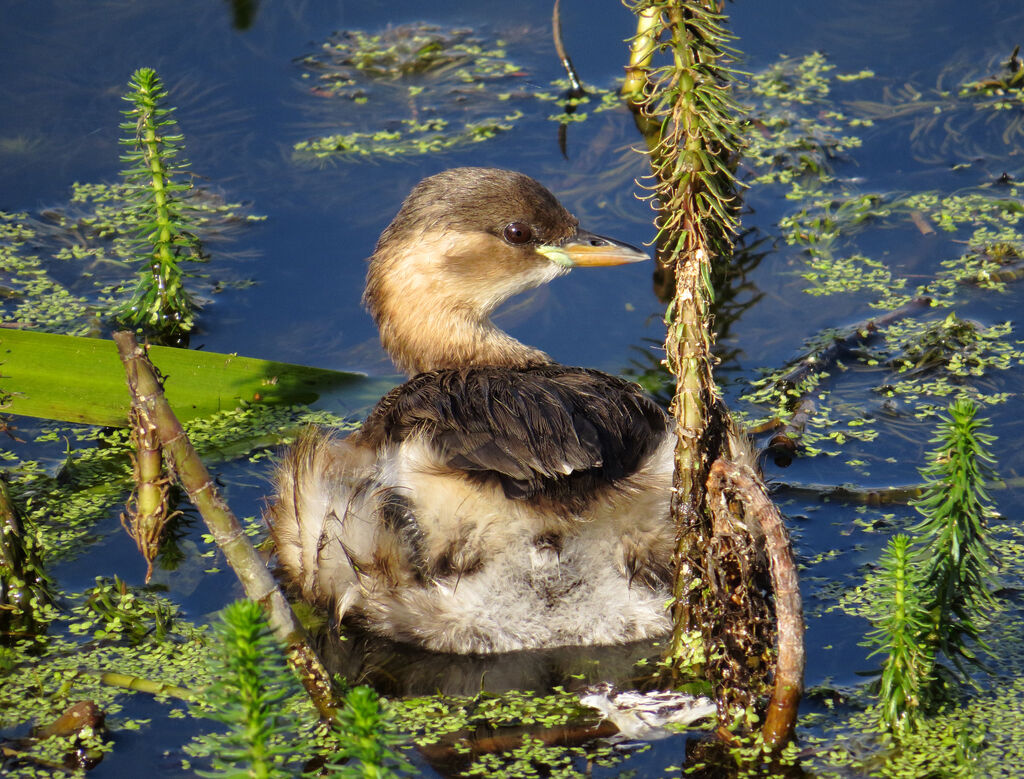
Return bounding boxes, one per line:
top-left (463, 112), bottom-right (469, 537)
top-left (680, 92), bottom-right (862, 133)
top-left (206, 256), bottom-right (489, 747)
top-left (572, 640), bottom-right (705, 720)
top-left (268, 168), bottom-right (680, 653)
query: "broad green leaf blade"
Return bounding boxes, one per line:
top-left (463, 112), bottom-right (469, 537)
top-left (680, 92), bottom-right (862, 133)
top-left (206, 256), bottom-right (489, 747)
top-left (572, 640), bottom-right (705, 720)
top-left (0, 330), bottom-right (365, 427)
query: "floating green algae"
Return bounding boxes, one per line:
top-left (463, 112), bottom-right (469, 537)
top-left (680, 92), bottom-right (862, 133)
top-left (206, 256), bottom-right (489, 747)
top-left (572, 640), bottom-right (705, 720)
top-left (293, 22), bottom-right (625, 161)
top-left (735, 53), bottom-right (1024, 459)
top-left (0, 184), bottom-right (262, 337)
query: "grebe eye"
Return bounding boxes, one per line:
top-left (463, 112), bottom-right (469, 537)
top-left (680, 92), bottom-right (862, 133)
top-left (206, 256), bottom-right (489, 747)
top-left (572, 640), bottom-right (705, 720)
top-left (502, 222), bottom-right (533, 244)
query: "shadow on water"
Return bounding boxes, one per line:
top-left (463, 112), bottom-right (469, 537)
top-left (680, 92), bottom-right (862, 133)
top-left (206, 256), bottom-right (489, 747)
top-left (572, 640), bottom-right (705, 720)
top-left (316, 627), bottom-right (664, 698)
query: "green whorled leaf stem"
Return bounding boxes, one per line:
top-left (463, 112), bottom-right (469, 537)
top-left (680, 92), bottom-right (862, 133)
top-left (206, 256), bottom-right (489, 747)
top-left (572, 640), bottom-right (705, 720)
top-left (116, 67), bottom-right (205, 337)
top-left (626, 0), bottom-right (803, 752)
top-left (329, 686), bottom-right (415, 778)
top-left (196, 600), bottom-right (302, 778)
top-left (626, 0), bottom-right (742, 643)
top-left (910, 398), bottom-right (999, 675)
top-left (864, 535), bottom-right (934, 734)
top-left (865, 399), bottom-right (1001, 735)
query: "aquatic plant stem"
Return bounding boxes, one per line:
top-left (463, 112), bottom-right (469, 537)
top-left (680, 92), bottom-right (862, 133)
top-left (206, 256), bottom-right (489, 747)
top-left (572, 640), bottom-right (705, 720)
top-left (910, 398), bottom-right (999, 677)
top-left (865, 535), bottom-right (932, 733)
top-left (628, 0), bottom-right (741, 662)
top-left (627, 1), bottom-right (805, 750)
top-left (665, 244), bottom-right (719, 649)
top-left (552, 0), bottom-right (584, 96)
top-left (113, 330), bottom-right (335, 721)
top-left (92, 670), bottom-right (197, 702)
top-left (201, 600), bottom-right (305, 777)
top-left (121, 404), bottom-right (174, 583)
top-left (622, 4), bottom-right (660, 102)
top-left (864, 401), bottom-right (1000, 734)
top-left (0, 475), bottom-right (53, 634)
top-left (707, 459), bottom-right (804, 748)
top-left (118, 68), bottom-right (204, 336)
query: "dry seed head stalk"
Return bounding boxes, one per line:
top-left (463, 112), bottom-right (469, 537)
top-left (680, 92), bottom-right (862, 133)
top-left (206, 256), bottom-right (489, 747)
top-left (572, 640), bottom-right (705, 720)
top-left (121, 404), bottom-right (178, 583)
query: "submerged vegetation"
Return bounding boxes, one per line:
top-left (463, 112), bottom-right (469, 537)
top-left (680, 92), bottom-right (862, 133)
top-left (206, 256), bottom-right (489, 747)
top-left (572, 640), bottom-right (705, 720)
top-left (735, 40), bottom-right (1023, 776)
top-left (293, 22), bottom-right (622, 161)
top-left (0, 183), bottom-right (261, 342)
top-left (737, 51), bottom-right (1024, 465)
top-left (293, 24), bottom-right (530, 160)
top-left (4, 3), bottom-right (1024, 778)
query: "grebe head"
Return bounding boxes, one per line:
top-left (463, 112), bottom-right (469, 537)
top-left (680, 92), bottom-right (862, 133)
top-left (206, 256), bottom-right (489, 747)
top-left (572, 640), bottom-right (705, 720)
top-left (364, 167), bottom-right (649, 375)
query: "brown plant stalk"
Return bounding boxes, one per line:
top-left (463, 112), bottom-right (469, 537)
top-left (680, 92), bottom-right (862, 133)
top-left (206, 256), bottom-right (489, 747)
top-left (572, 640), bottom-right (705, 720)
top-left (113, 330), bottom-right (335, 720)
top-left (625, 0), bottom-right (804, 749)
top-left (707, 459), bottom-right (804, 749)
top-left (121, 404), bottom-right (175, 583)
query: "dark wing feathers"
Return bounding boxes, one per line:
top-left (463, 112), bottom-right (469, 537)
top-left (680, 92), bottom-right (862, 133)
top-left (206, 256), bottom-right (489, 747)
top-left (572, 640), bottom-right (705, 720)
top-left (360, 365), bottom-right (668, 507)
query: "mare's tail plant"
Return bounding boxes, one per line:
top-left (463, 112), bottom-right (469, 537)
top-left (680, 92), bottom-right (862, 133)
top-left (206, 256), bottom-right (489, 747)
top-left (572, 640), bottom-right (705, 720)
top-left (194, 599), bottom-right (305, 778)
top-left (624, 0), bottom-right (804, 752)
top-left (865, 534), bottom-right (934, 733)
top-left (865, 398), bottom-right (1000, 733)
top-left (329, 686), bottom-right (414, 778)
top-left (625, 0), bottom-right (745, 674)
top-left (624, 0), bottom-right (742, 526)
top-left (192, 599), bottom-right (411, 777)
top-left (117, 67), bottom-right (206, 339)
top-left (911, 397), bottom-right (998, 676)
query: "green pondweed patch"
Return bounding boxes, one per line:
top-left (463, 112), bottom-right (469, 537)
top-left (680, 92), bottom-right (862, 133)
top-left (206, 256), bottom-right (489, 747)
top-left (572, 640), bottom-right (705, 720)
top-left (3, 404), bottom-right (354, 569)
top-left (298, 24), bottom-right (523, 93)
top-left (293, 22), bottom-right (625, 162)
top-left (294, 114), bottom-right (525, 160)
top-left (0, 187), bottom-right (262, 339)
top-left (741, 52), bottom-right (873, 192)
top-left (294, 23), bottom-right (531, 161)
top-left (735, 52), bottom-right (1024, 460)
top-left (0, 578), bottom-right (210, 773)
top-left (390, 687), bottom-right (591, 747)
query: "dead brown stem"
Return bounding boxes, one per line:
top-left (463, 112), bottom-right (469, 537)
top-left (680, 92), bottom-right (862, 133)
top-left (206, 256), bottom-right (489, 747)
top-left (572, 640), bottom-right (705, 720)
top-left (707, 459), bottom-right (804, 751)
top-left (551, 0), bottom-right (584, 96)
top-left (121, 404), bottom-right (175, 583)
top-left (418, 720), bottom-right (620, 776)
top-left (112, 330), bottom-right (336, 721)
top-left (774, 480), bottom-right (925, 505)
top-left (776, 296), bottom-right (932, 393)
